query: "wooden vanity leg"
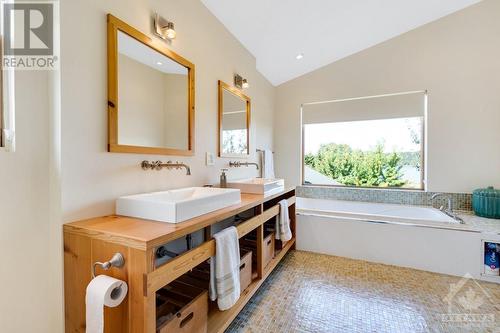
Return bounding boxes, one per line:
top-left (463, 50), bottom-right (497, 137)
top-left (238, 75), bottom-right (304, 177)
top-left (256, 225), bottom-right (264, 279)
top-left (128, 248), bottom-right (153, 332)
top-left (145, 295), bottom-right (156, 333)
top-left (254, 204), bottom-right (263, 216)
top-left (204, 226), bottom-right (212, 241)
top-left (64, 233), bottom-right (91, 333)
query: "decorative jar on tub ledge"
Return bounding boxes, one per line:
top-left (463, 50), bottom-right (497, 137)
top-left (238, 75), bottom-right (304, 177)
top-left (472, 186), bottom-right (500, 219)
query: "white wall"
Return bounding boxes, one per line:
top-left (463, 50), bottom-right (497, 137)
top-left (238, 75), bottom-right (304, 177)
top-left (60, 0), bottom-right (275, 222)
top-left (0, 70), bottom-right (62, 332)
top-left (275, 0), bottom-right (500, 193)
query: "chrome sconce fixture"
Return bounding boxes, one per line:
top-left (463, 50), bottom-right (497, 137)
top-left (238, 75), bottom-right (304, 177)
top-left (154, 13), bottom-right (176, 40)
top-left (234, 74), bottom-right (249, 89)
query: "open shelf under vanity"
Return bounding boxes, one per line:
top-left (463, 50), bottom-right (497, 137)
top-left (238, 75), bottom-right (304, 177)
top-left (63, 188), bottom-right (296, 333)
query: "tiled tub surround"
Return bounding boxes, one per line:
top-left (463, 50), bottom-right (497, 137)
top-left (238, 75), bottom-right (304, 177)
top-left (297, 186), bottom-right (472, 211)
top-left (296, 186), bottom-right (500, 235)
top-left (228, 251), bottom-right (500, 333)
top-left (459, 213), bottom-right (500, 235)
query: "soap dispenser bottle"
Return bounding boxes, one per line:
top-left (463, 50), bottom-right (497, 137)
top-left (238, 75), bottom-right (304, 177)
top-left (220, 169), bottom-right (228, 188)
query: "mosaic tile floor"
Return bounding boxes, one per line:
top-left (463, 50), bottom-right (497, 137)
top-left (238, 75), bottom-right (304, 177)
top-left (226, 251), bottom-right (500, 333)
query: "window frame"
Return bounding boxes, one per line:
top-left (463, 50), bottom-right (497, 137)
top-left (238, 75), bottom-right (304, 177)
top-left (300, 91), bottom-right (427, 191)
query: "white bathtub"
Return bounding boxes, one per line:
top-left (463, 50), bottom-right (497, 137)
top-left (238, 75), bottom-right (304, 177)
top-left (296, 197), bottom-right (484, 280)
top-left (297, 197), bottom-right (460, 228)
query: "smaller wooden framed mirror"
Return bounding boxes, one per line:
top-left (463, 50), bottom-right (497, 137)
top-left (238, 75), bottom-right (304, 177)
top-left (218, 80), bottom-right (251, 158)
top-left (107, 14), bottom-right (195, 156)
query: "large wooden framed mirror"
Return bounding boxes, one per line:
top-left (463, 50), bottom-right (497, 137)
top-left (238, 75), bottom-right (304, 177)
top-left (218, 80), bottom-right (251, 158)
top-left (107, 14), bottom-right (195, 156)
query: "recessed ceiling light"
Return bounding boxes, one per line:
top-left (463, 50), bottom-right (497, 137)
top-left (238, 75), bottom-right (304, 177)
top-left (296, 53), bottom-right (304, 60)
top-left (156, 61), bottom-right (163, 66)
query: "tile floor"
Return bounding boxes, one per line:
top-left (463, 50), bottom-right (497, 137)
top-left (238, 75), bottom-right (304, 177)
top-left (227, 251), bottom-right (500, 333)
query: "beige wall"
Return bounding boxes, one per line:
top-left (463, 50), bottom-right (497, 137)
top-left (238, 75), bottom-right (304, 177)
top-left (60, 0), bottom-right (275, 222)
top-left (275, 0), bottom-right (500, 193)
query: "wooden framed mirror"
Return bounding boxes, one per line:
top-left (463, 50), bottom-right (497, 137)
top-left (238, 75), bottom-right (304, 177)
top-left (218, 80), bottom-right (251, 158)
top-left (107, 14), bottom-right (195, 156)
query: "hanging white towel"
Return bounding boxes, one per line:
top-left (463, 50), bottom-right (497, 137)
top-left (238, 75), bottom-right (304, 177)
top-left (275, 199), bottom-right (292, 242)
top-left (209, 226), bottom-right (241, 310)
top-left (263, 149), bottom-right (275, 179)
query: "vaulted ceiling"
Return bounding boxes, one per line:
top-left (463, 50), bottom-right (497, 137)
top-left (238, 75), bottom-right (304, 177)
top-left (201, 0), bottom-right (482, 86)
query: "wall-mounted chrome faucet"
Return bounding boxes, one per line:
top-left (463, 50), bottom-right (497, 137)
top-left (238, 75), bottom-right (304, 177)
top-left (141, 160), bottom-right (191, 175)
top-left (229, 161), bottom-right (259, 170)
top-left (431, 193), bottom-right (452, 211)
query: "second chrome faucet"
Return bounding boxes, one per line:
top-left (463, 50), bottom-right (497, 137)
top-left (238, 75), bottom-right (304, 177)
top-left (228, 161), bottom-right (259, 169)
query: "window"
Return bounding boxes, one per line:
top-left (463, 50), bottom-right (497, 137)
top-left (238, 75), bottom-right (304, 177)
top-left (222, 129), bottom-right (247, 155)
top-left (302, 92), bottom-right (426, 190)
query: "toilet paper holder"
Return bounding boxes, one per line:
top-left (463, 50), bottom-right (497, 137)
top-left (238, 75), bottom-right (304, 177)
top-left (92, 253), bottom-right (125, 278)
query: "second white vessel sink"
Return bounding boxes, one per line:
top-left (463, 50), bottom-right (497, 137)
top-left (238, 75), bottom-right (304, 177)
top-left (116, 187), bottom-right (241, 223)
top-left (226, 178), bottom-right (285, 196)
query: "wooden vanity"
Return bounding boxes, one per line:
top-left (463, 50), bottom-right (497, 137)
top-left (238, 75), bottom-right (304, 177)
top-left (64, 188), bottom-right (296, 333)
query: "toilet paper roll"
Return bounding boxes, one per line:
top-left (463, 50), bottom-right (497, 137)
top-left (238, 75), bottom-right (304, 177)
top-left (86, 275), bottom-right (128, 333)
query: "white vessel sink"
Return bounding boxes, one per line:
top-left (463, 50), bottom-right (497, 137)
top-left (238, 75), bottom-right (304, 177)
top-left (226, 178), bottom-right (285, 196)
top-left (116, 187), bottom-right (241, 223)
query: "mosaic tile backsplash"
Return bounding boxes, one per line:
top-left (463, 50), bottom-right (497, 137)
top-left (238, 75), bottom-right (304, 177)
top-left (296, 186), bottom-right (472, 211)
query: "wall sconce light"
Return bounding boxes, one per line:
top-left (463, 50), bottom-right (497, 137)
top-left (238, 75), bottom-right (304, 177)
top-left (154, 13), bottom-right (176, 40)
top-left (234, 74), bottom-right (249, 89)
